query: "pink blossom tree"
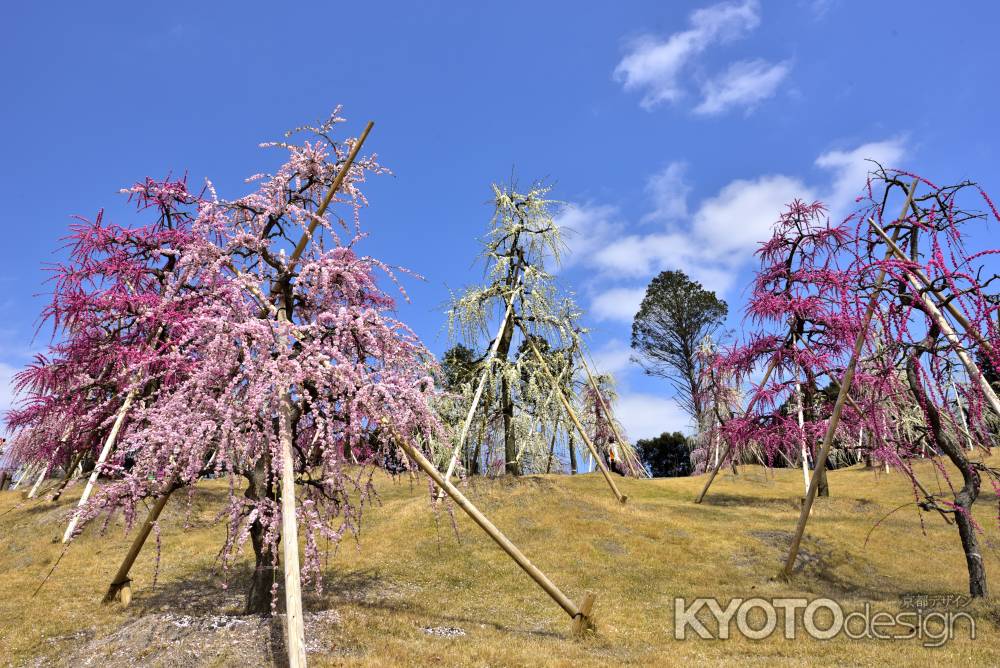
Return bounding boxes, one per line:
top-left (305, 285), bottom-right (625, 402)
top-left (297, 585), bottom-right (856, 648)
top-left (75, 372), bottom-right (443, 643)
top-left (5, 111), bottom-right (445, 615)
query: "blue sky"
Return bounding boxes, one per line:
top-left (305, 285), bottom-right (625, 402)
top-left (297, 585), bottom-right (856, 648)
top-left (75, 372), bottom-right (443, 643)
top-left (2, 1), bottom-right (998, 441)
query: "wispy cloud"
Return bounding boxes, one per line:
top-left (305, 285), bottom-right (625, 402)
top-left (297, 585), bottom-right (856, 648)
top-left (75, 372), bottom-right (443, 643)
top-left (587, 338), bottom-right (634, 376)
top-left (694, 58), bottom-right (792, 115)
top-left (614, 0), bottom-right (761, 110)
top-left (565, 137), bottom-right (907, 324)
top-left (642, 162), bottom-right (691, 222)
top-left (614, 0), bottom-right (790, 115)
top-left (591, 287), bottom-right (647, 322)
top-left (556, 203), bottom-right (623, 271)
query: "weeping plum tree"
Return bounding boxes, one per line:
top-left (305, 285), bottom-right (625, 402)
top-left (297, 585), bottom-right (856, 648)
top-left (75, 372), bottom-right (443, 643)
top-left (5, 110), bottom-right (444, 614)
top-left (720, 168), bottom-right (1000, 597)
top-left (6, 177), bottom-right (204, 503)
top-left (447, 184), bottom-right (574, 476)
top-left (849, 169), bottom-right (1000, 597)
top-left (711, 200), bottom-right (862, 495)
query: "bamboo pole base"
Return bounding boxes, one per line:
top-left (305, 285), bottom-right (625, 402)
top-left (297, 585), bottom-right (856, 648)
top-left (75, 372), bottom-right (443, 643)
top-left (103, 578), bottom-right (132, 606)
top-left (571, 591), bottom-right (596, 635)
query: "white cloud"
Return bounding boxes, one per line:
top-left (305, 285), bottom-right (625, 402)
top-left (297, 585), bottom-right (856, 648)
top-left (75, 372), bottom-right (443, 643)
top-left (642, 162), bottom-right (691, 222)
top-left (564, 137), bottom-right (908, 435)
top-left (573, 138), bottom-right (906, 323)
top-left (614, 392), bottom-right (692, 440)
top-left (555, 202), bottom-right (623, 271)
top-left (591, 287), bottom-right (647, 322)
top-left (815, 138), bottom-right (906, 222)
top-left (587, 338), bottom-right (634, 377)
top-left (694, 58), bottom-right (792, 115)
top-left (614, 0), bottom-right (761, 110)
top-left (692, 174), bottom-right (814, 253)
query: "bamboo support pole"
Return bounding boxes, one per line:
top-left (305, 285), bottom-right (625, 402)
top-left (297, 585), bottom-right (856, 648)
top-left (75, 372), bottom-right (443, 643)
top-left (953, 379), bottom-right (974, 451)
top-left (50, 451), bottom-right (84, 501)
top-left (63, 389), bottom-right (137, 543)
top-left (575, 343), bottom-right (648, 477)
top-left (27, 463), bottom-right (50, 499)
top-left (438, 294), bottom-right (518, 497)
top-left (695, 352), bottom-right (783, 503)
top-left (274, 123), bottom-right (373, 668)
top-left (287, 121), bottom-right (374, 272)
top-left (517, 322), bottom-right (627, 504)
top-left (782, 179), bottom-right (917, 578)
top-left (795, 381), bottom-right (809, 496)
top-left (278, 391), bottom-right (307, 668)
top-left (395, 430), bottom-right (594, 633)
top-left (869, 219), bottom-right (1000, 418)
top-left (103, 481), bottom-right (177, 605)
top-left (870, 221), bottom-right (995, 359)
top-left (11, 463), bottom-right (35, 491)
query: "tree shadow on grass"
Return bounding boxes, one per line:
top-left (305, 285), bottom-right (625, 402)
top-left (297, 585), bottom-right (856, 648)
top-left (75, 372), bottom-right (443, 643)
top-left (748, 529), bottom-right (904, 601)
top-left (113, 562), bottom-right (563, 666)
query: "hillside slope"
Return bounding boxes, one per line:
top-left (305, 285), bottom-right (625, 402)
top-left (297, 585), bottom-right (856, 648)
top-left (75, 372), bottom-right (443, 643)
top-left (2, 456), bottom-right (999, 666)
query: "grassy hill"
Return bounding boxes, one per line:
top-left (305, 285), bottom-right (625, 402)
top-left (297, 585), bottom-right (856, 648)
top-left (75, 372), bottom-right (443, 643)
top-left (2, 456), bottom-right (999, 666)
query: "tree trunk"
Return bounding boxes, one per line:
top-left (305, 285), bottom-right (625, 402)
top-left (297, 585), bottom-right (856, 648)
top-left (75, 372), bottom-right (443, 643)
top-left (906, 331), bottom-right (988, 597)
top-left (496, 314), bottom-right (519, 476)
top-left (568, 432), bottom-right (577, 475)
top-left (471, 420), bottom-right (485, 476)
top-left (244, 457), bottom-right (280, 615)
top-left (545, 428), bottom-right (557, 474)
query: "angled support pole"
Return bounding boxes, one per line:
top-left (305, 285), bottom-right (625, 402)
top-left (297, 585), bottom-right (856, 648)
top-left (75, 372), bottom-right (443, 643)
top-left (103, 480), bottom-right (178, 605)
top-left (396, 430), bottom-right (594, 634)
top-left (869, 219), bottom-right (1000, 418)
top-left (27, 463), bottom-right (50, 499)
top-left (870, 221), bottom-right (994, 359)
top-left (438, 287), bottom-right (519, 498)
top-left (516, 321), bottom-right (627, 504)
top-left (273, 120), bottom-right (374, 668)
top-left (574, 336), bottom-right (648, 478)
top-left (63, 389), bottom-right (137, 543)
top-left (782, 179), bottom-right (918, 578)
top-left (50, 451), bottom-right (85, 502)
top-left (695, 352), bottom-right (783, 503)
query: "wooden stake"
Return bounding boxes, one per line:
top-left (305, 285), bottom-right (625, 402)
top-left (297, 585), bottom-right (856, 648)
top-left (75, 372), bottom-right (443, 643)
top-left (572, 590), bottom-right (596, 635)
top-left (517, 323), bottom-right (627, 504)
top-left (63, 389), bottom-right (136, 543)
top-left (782, 179), bottom-right (917, 578)
top-left (277, 392), bottom-right (307, 668)
top-left (952, 378), bottom-right (974, 451)
top-left (103, 481), bottom-right (177, 605)
top-left (870, 221), bottom-right (995, 359)
top-left (10, 463), bottom-right (35, 491)
top-left (50, 451), bottom-right (84, 502)
top-left (396, 431), bottom-right (592, 632)
top-left (287, 121), bottom-right (375, 272)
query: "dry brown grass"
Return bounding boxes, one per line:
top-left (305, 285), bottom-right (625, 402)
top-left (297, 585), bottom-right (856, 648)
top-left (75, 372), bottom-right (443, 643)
top-left (2, 454), bottom-right (999, 666)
